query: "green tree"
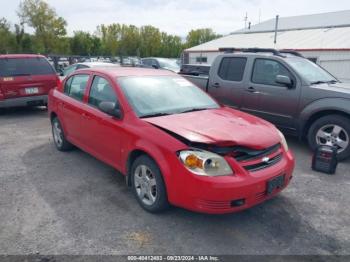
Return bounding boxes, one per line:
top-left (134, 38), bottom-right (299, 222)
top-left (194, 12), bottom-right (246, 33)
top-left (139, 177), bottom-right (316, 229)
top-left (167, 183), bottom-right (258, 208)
top-left (70, 31), bottom-right (94, 56)
top-left (185, 28), bottom-right (222, 48)
top-left (0, 18), bottom-right (18, 53)
top-left (139, 25), bottom-right (161, 57)
top-left (18, 0), bottom-right (67, 54)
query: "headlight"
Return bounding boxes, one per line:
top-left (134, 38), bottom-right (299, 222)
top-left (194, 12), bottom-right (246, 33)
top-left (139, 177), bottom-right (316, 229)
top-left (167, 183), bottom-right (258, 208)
top-left (178, 149), bottom-right (233, 176)
top-left (277, 130), bottom-right (289, 151)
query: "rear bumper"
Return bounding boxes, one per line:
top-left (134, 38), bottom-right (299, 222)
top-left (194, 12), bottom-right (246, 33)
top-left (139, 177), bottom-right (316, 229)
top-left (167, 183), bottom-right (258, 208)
top-left (0, 95), bottom-right (47, 108)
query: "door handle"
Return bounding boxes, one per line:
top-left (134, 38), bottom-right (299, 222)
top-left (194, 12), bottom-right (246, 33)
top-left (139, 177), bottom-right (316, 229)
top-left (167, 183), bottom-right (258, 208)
top-left (81, 113), bottom-right (91, 120)
top-left (246, 87), bottom-right (260, 94)
top-left (213, 83), bottom-right (220, 88)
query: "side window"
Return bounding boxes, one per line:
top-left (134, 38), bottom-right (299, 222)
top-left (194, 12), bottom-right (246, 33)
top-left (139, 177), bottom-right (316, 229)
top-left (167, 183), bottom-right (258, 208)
top-left (252, 59), bottom-right (292, 86)
top-left (142, 59), bottom-right (151, 66)
top-left (64, 74), bottom-right (89, 101)
top-left (76, 64), bottom-right (89, 70)
top-left (218, 57), bottom-right (247, 81)
top-left (88, 76), bottom-right (117, 108)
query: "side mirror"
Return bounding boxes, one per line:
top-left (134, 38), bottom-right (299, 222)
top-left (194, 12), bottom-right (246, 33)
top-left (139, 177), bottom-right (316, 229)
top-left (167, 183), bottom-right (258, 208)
top-left (152, 64), bottom-right (159, 69)
top-left (98, 101), bottom-right (122, 118)
top-left (276, 75), bottom-right (293, 88)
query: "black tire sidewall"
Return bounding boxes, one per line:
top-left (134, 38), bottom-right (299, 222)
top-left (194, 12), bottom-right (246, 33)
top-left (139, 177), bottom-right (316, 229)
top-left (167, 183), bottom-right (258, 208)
top-left (130, 155), bottom-right (169, 213)
top-left (308, 115), bottom-right (350, 161)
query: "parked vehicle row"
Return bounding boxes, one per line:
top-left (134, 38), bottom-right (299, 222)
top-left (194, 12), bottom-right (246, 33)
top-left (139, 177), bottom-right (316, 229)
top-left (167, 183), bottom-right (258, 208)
top-left (181, 48), bottom-right (350, 160)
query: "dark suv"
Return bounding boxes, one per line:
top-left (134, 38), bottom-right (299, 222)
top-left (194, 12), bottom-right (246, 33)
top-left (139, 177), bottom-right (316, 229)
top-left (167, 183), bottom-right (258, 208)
top-left (182, 48), bottom-right (350, 160)
top-left (0, 54), bottom-right (59, 108)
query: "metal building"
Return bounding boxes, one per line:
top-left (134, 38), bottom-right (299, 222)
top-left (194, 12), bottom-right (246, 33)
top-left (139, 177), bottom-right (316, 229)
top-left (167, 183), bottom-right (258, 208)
top-left (184, 10), bottom-right (350, 82)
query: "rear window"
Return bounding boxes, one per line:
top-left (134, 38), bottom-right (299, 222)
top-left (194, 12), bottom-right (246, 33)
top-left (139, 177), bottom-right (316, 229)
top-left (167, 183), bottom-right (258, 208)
top-left (218, 57), bottom-right (247, 81)
top-left (0, 57), bottom-right (55, 77)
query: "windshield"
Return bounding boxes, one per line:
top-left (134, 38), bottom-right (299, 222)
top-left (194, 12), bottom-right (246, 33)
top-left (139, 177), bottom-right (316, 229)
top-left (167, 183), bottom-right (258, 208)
top-left (118, 76), bottom-right (219, 118)
top-left (286, 57), bottom-right (337, 84)
top-left (157, 59), bottom-right (180, 71)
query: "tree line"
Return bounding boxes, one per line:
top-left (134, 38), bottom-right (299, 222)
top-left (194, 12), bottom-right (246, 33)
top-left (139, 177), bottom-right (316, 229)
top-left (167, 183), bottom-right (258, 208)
top-left (0, 0), bottom-right (222, 58)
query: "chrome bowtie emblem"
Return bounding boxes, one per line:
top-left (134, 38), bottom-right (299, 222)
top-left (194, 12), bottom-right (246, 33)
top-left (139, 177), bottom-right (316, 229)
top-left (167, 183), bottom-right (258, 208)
top-left (262, 157), bottom-right (270, 163)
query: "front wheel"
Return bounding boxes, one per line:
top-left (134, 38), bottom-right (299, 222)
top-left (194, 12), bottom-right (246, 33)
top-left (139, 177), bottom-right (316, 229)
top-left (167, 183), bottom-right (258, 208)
top-left (308, 115), bottom-right (350, 160)
top-left (131, 155), bottom-right (169, 213)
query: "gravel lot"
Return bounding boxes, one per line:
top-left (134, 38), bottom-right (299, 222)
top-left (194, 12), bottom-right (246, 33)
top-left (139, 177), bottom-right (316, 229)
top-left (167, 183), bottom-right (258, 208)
top-left (0, 107), bottom-right (349, 255)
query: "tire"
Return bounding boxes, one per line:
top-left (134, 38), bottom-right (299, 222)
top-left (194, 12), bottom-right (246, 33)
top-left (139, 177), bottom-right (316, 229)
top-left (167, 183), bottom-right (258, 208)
top-left (130, 155), bottom-right (169, 213)
top-left (307, 114), bottom-right (350, 161)
top-left (51, 117), bottom-right (74, 151)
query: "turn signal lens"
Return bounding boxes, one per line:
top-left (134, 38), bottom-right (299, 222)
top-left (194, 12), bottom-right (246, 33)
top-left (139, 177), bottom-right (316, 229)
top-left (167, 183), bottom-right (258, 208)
top-left (185, 154), bottom-right (203, 169)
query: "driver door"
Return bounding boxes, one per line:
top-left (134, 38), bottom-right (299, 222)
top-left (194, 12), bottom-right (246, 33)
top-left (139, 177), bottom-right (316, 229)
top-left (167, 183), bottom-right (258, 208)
top-left (80, 75), bottom-right (123, 169)
top-left (242, 58), bottom-right (301, 132)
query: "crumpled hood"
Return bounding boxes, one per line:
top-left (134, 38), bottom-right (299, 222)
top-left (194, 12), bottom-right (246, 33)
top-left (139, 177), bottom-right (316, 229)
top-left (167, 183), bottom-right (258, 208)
top-left (143, 108), bottom-right (281, 149)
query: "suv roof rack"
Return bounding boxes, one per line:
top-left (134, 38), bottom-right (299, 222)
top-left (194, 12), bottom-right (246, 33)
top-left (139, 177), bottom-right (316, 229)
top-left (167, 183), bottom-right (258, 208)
top-left (218, 48), bottom-right (304, 58)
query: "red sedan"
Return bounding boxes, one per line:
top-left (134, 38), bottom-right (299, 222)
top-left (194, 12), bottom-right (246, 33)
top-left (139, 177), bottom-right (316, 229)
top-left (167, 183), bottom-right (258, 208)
top-left (48, 67), bottom-right (295, 214)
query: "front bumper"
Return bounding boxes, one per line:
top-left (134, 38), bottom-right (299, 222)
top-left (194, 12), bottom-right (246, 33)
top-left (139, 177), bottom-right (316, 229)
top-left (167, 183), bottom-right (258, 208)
top-left (168, 150), bottom-right (295, 214)
top-left (0, 95), bottom-right (48, 108)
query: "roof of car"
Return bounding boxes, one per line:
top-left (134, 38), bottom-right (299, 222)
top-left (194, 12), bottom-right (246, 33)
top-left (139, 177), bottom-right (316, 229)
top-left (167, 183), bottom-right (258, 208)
top-left (0, 54), bottom-right (46, 59)
top-left (78, 67), bottom-right (178, 77)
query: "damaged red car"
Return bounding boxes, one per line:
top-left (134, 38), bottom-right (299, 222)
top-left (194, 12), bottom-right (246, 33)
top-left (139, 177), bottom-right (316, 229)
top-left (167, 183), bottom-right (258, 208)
top-left (48, 68), bottom-right (295, 214)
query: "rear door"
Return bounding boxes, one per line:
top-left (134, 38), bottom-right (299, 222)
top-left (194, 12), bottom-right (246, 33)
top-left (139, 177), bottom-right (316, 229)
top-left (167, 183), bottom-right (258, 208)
top-left (58, 74), bottom-right (90, 145)
top-left (208, 56), bottom-right (247, 109)
top-left (242, 58), bottom-right (300, 131)
top-left (0, 57), bottom-right (57, 99)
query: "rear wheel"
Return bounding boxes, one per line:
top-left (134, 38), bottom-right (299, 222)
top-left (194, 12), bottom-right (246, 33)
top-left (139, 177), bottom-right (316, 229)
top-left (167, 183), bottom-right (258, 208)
top-left (308, 115), bottom-right (350, 160)
top-left (51, 117), bottom-right (73, 151)
top-left (131, 155), bottom-right (169, 213)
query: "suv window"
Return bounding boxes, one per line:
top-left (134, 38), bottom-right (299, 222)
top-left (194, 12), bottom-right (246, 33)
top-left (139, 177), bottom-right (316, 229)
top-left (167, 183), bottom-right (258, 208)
top-left (218, 57), bottom-right (247, 81)
top-left (88, 76), bottom-right (117, 108)
top-left (64, 74), bottom-right (89, 101)
top-left (0, 57), bottom-right (55, 77)
top-left (252, 59), bottom-right (292, 86)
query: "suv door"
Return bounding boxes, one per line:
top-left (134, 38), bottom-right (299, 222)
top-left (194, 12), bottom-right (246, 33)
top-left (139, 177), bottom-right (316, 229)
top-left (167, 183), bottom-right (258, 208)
top-left (59, 74), bottom-right (90, 145)
top-left (80, 75), bottom-right (122, 168)
top-left (208, 57), bottom-right (247, 109)
top-left (243, 58), bottom-right (300, 132)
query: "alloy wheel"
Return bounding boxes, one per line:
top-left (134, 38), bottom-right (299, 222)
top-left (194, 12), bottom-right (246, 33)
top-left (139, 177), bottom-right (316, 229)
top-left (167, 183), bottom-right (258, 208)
top-left (133, 165), bottom-right (157, 206)
top-left (316, 124), bottom-right (349, 153)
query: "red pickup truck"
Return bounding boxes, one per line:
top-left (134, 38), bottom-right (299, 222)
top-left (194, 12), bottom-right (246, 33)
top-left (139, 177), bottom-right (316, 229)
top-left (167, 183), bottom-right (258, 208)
top-left (0, 54), bottom-right (60, 108)
top-left (48, 67), bottom-right (295, 214)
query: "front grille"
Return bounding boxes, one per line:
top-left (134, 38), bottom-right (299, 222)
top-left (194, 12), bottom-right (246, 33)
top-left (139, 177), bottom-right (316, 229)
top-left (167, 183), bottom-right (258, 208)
top-left (233, 143), bottom-right (281, 162)
top-left (244, 153), bottom-right (283, 172)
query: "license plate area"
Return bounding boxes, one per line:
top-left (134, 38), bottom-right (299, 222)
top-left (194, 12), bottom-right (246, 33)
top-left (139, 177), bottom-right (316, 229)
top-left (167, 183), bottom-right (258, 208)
top-left (267, 174), bottom-right (285, 195)
top-left (25, 87), bottom-right (39, 95)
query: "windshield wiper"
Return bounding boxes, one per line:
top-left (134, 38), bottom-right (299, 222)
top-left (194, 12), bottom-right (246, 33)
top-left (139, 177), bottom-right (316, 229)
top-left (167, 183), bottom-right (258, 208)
top-left (311, 80), bottom-right (338, 85)
top-left (140, 112), bottom-right (172, 118)
top-left (178, 108), bottom-right (209, 114)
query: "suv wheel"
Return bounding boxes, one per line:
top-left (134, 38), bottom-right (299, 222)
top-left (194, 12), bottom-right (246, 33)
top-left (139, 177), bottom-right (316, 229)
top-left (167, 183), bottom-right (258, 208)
top-left (51, 117), bottom-right (73, 151)
top-left (308, 115), bottom-right (350, 160)
top-left (131, 155), bottom-right (169, 213)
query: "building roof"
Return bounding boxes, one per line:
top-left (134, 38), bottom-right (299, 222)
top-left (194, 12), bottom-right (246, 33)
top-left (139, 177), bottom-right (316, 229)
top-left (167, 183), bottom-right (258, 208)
top-left (185, 10), bottom-right (350, 53)
top-left (186, 25), bottom-right (350, 53)
top-left (236, 10), bottom-right (350, 33)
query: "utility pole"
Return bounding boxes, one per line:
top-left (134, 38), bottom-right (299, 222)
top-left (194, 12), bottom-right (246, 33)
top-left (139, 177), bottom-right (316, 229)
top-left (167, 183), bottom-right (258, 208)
top-left (274, 15), bottom-right (279, 48)
top-left (244, 12), bottom-right (248, 29)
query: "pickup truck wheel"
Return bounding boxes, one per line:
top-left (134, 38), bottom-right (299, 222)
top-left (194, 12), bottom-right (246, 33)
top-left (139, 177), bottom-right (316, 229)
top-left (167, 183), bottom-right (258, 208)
top-left (131, 155), bottom-right (169, 213)
top-left (51, 117), bottom-right (73, 151)
top-left (308, 115), bottom-right (350, 160)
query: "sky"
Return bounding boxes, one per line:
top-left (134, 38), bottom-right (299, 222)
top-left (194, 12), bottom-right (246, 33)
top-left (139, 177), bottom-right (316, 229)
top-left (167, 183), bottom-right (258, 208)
top-left (1, 0), bottom-right (350, 37)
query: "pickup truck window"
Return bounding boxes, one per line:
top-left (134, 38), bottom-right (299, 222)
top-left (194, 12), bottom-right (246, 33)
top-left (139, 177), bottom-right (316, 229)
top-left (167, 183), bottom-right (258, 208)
top-left (64, 74), bottom-right (89, 101)
top-left (252, 59), bottom-right (292, 86)
top-left (88, 76), bottom-right (117, 108)
top-left (218, 57), bottom-right (247, 82)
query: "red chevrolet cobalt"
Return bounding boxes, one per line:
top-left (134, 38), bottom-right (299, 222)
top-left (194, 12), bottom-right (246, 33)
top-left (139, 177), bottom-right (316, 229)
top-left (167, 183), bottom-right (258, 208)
top-left (48, 68), bottom-right (295, 214)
